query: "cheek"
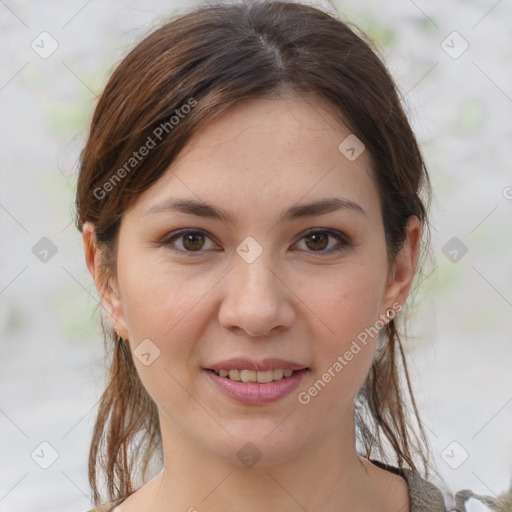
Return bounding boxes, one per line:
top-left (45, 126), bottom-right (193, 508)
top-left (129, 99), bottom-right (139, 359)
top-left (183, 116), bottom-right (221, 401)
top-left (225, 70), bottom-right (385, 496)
top-left (303, 260), bottom-right (386, 342)
top-left (296, 262), bottom-right (387, 406)
top-left (118, 253), bottom-right (218, 341)
top-left (118, 257), bottom-right (216, 409)
top-left (299, 278), bottom-right (382, 411)
top-left (116, 255), bottom-right (227, 402)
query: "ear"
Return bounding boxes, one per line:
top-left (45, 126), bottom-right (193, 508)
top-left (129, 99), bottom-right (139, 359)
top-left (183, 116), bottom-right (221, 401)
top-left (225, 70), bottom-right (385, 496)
top-left (82, 222), bottom-right (129, 340)
top-left (382, 215), bottom-right (422, 312)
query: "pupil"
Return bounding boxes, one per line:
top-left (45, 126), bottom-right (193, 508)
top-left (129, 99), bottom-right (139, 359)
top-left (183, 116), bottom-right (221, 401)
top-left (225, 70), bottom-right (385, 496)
top-left (183, 233), bottom-right (204, 251)
top-left (306, 233), bottom-right (328, 251)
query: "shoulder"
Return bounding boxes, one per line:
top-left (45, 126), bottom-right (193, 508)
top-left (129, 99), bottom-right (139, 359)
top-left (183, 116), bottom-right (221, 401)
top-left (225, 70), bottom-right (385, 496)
top-left (85, 496), bottom-right (127, 512)
top-left (448, 489), bottom-right (512, 512)
top-left (400, 467), bottom-right (447, 511)
top-left (369, 459), bottom-right (511, 512)
top-left (401, 468), bottom-right (511, 512)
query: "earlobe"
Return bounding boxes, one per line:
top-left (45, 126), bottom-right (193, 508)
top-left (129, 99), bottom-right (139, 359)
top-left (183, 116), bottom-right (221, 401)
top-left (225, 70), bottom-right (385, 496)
top-left (383, 215), bottom-right (422, 310)
top-left (82, 222), bottom-right (129, 340)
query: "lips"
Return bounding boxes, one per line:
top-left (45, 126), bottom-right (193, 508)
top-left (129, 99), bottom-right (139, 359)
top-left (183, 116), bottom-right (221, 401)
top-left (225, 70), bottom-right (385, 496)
top-left (204, 367), bottom-right (309, 404)
top-left (203, 357), bottom-right (310, 403)
top-left (206, 357), bottom-right (309, 373)
top-left (211, 368), bottom-right (296, 383)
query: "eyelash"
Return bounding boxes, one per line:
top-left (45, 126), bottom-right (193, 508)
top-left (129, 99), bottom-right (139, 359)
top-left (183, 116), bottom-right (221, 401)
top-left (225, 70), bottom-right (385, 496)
top-left (160, 228), bottom-right (352, 257)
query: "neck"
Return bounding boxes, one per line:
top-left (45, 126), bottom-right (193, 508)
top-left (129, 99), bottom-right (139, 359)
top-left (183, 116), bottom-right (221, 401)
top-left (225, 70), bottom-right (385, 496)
top-left (140, 407), bottom-right (386, 512)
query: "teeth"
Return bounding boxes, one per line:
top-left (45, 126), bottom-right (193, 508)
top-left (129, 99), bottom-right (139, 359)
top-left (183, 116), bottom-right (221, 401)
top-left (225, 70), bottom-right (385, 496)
top-left (228, 370), bottom-right (241, 381)
top-left (214, 368), bottom-right (298, 382)
top-left (241, 369), bottom-right (257, 382)
top-left (273, 369), bottom-right (284, 380)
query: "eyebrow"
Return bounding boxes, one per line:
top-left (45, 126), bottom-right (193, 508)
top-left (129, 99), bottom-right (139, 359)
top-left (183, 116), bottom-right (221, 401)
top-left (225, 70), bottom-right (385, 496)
top-left (144, 196), bottom-right (366, 224)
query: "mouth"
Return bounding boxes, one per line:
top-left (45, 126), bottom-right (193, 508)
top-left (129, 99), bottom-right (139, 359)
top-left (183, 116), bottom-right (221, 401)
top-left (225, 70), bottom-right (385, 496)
top-left (206, 368), bottom-right (308, 383)
top-left (203, 365), bottom-right (310, 404)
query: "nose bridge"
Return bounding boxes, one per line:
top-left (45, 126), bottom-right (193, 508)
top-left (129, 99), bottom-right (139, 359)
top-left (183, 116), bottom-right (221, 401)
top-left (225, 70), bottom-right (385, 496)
top-left (218, 244), bottom-right (293, 335)
top-left (234, 245), bottom-right (280, 307)
top-left (234, 233), bottom-right (277, 289)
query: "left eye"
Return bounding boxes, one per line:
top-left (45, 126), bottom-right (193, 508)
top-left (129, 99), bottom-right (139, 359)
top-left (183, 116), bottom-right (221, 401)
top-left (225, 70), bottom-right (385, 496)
top-left (161, 229), bottom-right (350, 255)
top-left (293, 229), bottom-right (350, 254)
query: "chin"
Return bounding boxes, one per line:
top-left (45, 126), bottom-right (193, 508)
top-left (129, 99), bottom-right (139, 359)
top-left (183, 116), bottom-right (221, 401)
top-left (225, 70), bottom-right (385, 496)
top-left (203, 425), bottom-right (309, 469)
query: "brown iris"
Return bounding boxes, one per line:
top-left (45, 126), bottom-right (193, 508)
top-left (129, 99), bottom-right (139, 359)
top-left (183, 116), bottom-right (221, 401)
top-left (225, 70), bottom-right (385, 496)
top-left (182, 233), bottom-right (206, 251)
top-left (304, 232), bottom-right (329, 251)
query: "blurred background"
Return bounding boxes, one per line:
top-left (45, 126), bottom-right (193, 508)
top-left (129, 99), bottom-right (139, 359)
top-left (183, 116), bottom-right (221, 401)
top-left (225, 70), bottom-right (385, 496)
top-left (0, 0), bottom-right (511, 510)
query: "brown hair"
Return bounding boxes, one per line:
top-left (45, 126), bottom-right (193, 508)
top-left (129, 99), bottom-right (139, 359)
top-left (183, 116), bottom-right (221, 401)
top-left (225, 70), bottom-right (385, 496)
top-left (75, 0), bottom-right (435, 505)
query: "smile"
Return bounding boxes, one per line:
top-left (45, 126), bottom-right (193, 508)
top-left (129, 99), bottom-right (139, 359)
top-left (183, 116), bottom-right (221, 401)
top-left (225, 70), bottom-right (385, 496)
top-left (211, 368), bottom-right (296, 383)
top-left (204, 368), bottom-right (309, 404)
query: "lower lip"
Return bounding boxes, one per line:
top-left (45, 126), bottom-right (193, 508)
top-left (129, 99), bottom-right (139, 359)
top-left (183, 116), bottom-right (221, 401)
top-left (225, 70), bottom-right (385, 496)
top-left (204, 369), bottom-right (308, 405)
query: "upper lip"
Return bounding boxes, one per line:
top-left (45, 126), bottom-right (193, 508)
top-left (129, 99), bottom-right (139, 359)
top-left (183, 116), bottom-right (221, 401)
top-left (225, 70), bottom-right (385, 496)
top-left (206, 357), bottom-right (309, 372)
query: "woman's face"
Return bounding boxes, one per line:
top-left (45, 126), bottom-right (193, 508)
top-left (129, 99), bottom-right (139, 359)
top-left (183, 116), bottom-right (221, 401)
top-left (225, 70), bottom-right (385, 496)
top-left (88, 95), bottom-right (418, 467)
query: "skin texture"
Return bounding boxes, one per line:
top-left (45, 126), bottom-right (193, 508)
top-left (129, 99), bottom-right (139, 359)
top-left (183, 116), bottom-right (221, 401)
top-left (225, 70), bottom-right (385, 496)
top-left (83, 95), bottom-right (420, 512)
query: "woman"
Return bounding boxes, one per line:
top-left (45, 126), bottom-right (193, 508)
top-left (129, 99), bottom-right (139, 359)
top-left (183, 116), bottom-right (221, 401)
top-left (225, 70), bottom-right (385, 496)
top-left (75, 1), bottom-right (508, 511)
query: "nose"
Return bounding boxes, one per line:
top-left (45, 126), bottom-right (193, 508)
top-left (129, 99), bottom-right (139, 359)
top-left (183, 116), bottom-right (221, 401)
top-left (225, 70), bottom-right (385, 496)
top-left (218, 252), bottom-right (295, 337)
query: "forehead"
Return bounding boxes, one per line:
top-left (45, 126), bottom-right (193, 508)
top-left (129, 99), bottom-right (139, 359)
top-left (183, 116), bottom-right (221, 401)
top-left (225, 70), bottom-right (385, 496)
top-left (129, 95), bottom-right (380, 221)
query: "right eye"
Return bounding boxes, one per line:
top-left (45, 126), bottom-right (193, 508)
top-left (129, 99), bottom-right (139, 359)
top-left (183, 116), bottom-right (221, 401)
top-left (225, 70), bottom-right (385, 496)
top-left (160, 229), bottom-right (220, 254)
